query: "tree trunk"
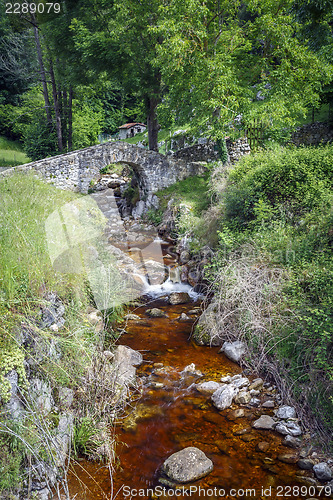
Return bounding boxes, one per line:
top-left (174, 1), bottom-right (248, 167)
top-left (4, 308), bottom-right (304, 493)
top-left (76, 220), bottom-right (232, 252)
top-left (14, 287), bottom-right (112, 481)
top-left (147, 96), bottom-right (159, 151)
top-left (62, 88), bottom-right (68, 149)
top-left (49, 59), bottom-right (63, 151)
top-left (68, 86), bottom-right (73, 151)
top-left (31, 14), bottom-right (52, 125)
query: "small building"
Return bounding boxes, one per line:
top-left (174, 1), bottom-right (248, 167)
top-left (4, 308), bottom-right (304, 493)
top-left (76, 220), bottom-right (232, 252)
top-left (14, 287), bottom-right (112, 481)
top-left (119, 122), bottom-right (146, 140)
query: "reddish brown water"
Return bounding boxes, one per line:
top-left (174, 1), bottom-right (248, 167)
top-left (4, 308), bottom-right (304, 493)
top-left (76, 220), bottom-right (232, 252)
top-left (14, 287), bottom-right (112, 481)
top-left (67, 242), bottom-right (322, 500)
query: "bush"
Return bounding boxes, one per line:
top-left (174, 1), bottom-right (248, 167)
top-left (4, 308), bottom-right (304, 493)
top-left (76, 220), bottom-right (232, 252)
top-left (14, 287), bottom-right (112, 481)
top-left (225, 145), bottom-right (333, 229)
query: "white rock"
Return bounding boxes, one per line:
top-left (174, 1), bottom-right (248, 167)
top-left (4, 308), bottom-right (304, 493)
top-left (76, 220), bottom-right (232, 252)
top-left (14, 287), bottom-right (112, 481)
top-left (275, 405), bottom-right (296, 419)
top-left (220, 341), bottom-right (246, 364)
top-left (252, 415), bottom-right (276, 430)
top-left (211, 384), bottom-right (238, 410)
top-left (196, 381), bottom-right (221, 395)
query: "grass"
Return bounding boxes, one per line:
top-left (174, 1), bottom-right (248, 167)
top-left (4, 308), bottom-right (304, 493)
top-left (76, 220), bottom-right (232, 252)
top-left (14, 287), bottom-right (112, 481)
top-left (0, 137), bottom-right (31, 168)
top-left (156, 174), bottom-right (210, 214)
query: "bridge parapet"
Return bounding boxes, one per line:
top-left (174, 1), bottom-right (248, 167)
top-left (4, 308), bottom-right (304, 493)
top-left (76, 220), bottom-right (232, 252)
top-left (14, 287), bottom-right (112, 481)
top-left (0, 142), bottom-right (207, 196)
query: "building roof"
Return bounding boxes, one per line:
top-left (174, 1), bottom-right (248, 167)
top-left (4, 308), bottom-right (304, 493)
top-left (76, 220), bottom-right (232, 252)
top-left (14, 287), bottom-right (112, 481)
top-left (119, 122), bottom-right (146, 129)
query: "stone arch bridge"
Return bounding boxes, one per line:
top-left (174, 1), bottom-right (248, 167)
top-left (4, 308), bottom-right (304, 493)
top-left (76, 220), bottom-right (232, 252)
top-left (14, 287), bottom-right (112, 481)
top-left (0, 142), bottom-right (207, 197)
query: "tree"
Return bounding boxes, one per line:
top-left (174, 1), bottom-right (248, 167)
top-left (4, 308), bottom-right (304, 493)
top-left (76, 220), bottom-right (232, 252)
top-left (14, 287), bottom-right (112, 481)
top-left (152, 0), bottom-right (332, 139)
top-left (66, 0), bottom-right (164, 151)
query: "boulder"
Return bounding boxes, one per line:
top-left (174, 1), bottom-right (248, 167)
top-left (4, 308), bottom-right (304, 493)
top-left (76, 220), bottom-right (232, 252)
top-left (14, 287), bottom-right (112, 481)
top-left (252, 415), bottom-right (276, 431)
top-left (220, 341), bottom-right (246, 364)
top-left (113, 345), bottom-right (143, 386)
top-left (297, 459), bottom-right (314, 470)
top-left (161, 447), bottom-right (213, 483)
top-left (181, 364), bottom-right (203, 378)
top-left (277, 453), bottom-right (299, 464)
top-left (211, 384), bottom-right (238, 410)
top-left (282, 435), bottom-right (302, 449)
top-left (275, 405), bottom-right (296, 420)
top-left (196, 381), bottom-right (221, 395)
top-left (168, 292), bottom-right (192, 305)
top-left (234, 391), bottom-right (251, 405)
top-left (313, 463), bottom-right (333, 482)
top-left (146, 308), bottom-right (167, 318)
top-left (256, 442), bottom-right (270, 453)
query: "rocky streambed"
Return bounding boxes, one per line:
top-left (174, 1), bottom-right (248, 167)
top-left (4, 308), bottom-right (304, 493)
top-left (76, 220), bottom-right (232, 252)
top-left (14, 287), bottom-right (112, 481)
top-left (67, 251), bottom-right (333, 500)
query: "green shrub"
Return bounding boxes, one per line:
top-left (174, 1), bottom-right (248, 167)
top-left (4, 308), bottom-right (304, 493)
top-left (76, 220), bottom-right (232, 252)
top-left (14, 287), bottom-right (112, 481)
top-left (225, 145), bottom-right (333, 229)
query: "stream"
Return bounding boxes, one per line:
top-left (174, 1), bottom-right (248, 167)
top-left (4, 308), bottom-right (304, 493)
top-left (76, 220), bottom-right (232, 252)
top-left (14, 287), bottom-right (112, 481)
top-left (66, 234), bottom-right (320, 500)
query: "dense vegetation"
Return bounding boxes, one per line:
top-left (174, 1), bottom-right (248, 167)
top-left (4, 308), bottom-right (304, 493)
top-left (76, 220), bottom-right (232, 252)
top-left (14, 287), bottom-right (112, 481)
top-left (1, 0), bottom-right (333, 159)
top-left (157, 144), bottom-right (332, 444)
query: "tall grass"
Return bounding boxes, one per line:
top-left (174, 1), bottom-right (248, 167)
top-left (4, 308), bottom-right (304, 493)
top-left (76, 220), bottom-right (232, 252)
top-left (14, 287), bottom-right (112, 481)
top-left (0, 137), bottom-right (31, 168)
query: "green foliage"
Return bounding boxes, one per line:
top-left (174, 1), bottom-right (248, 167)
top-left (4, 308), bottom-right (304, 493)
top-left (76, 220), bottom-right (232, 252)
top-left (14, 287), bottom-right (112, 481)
top-left (0, 348), bottom-right (27, 403)
top-left (225, 145), bottom-right (333, 229)
top-left (0, 173), bottom-right (80, 307)
top-left (204, 144), bottom-right (333, 440)
top-left (72, 99), bottom-right (105, 149)
top-left (0, 136), bottom-right (30, 167)
top-left (145, 208), bottom-right (163, 226)
top-left (23, 118), bottom-right (58, 161)
top-left (72, 417), bottom-right (101, 458)
top-left (0, 428), bottom-right (23, 491)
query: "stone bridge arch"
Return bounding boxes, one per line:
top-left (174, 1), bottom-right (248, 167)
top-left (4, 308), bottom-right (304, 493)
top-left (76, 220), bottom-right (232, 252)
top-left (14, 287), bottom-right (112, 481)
top-left (0, 141), bottom-right (207, 197)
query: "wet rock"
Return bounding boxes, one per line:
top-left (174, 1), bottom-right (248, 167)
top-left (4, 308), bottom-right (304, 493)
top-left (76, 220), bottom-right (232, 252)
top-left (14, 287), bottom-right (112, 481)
top-left (168, 292), bottom-right (191, 305)
top-left (230, 375), bottom-right (249, 389)
top-left (241, 434), bottom-right (256, 442)
top-left (262, 400), bottom-right (275, 408)
top-left (275, 405), bottom-right (296, 420)
top-left (234, 427), bottom-right (252, 435)
top-left (196, 381), bottom-right (221, 395)
top-left (211, 384), bottom-right (238, 410)
top-left (178, 313), bottom-right (191, 322)
top-left (252, 415), bottom-right (276, 430)
top-left (216, 441), bottom-right (230, 455)
top-left (249, 378), bottom-right (264, 391)
top-left (124, 313), bottom-right (141, 320)
top-left (220, 375), bottom-right (232, 383)
top-left (275, 421), bottom-right (302, 437)
top-left (297, 459), bottom-right (314, 470)
top-left (227, 408), bottom-right (246, 420)
top-left (220, 341), bottom-right (246, 364)
top-left (274, 423), bottom-right (289, 435)
top-left (146, 308), bottom-right (167, 318)
top-left (250, 397), bottom-right (261, 407)
top-left (235, 390), bottom-right (251, 405)
top-left (256, 442), bottom-right (270, 453)
top-left (313, 462), bottom-right (333, 482)
top-left (122, 403), bottom-right (163, 432)
top-left (188, 308), bottom-right (201, 315)
top-left (161, 447), bottom-right (213, 483)
top-left (179, 251), bottom-right (190, 264)
top-left (282, 435), bottom-right (302, 449)
top-left (277, 453), bottom-right (299, 464)
top-left (250, 389), bottom-right (260, 396)
top-left (181, 364), bottom-right (203, 378)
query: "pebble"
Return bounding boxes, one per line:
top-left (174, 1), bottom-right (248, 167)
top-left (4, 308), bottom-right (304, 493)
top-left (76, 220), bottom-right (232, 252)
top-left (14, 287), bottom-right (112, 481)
top-left (252, 415), bottom-right (276, 430)
top-left (262, 400), bottom-right (275, 408)
top-left (256, 442), bottom-right (270, 452)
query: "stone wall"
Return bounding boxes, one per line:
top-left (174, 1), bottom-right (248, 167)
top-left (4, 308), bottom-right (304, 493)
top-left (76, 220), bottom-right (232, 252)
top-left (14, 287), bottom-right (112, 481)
top-left (226, 137), bottom-right (251, 163)
top-left (0, 142), bottom-right (208, 197)
top-left (291, 122), bottom-right (333, 146)
top-left (172, 142), bottom-right (219, 162)
top-left (172, 137), bottom-right (251, 164)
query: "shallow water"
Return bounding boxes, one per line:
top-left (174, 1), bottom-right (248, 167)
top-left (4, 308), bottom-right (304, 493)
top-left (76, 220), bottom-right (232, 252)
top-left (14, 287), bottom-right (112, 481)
top-left (67, 241), bottom-right (322, 500)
